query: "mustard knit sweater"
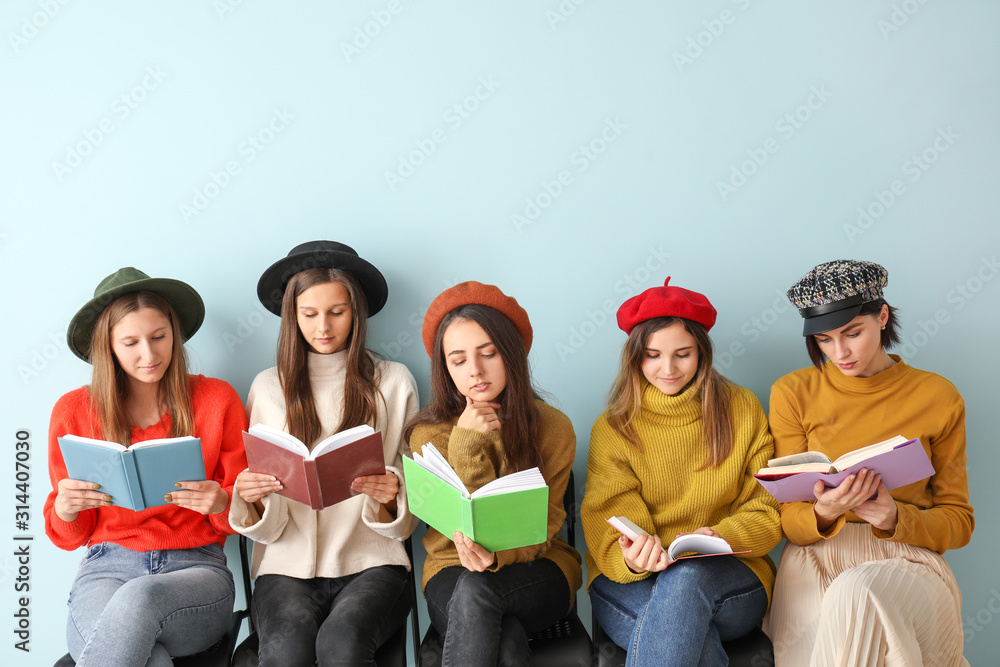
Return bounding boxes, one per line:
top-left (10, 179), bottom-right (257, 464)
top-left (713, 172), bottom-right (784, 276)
top-left (410, 400), bottom-right (583, 611)
top-left (769, 355), bottom-right (974, 552)
top-left (581, 382), bottom-right (781, 603)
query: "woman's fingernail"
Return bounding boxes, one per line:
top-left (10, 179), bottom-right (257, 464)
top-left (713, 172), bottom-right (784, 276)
top-left (164, 494), bottom-right (173, 502)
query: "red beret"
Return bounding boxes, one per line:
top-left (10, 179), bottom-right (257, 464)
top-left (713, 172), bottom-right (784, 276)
top-left (616, 277), bottom-right (717, 334)
top-left (422, 281), bottom-right (533, 356)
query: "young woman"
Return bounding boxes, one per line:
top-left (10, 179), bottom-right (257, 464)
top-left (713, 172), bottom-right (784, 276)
top-left (44, 267), bottom-right (248, 666)
top-left (765, 259), bottom-right (973, 666)
top-left (581, 277), bottom-right (782, 666)
top-left (229, 241), bottom-right (419, 666)
top-left (405, 281), bottom-right (582, 666)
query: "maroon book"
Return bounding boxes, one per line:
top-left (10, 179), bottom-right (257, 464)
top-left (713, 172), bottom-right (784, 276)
top-left (242, 424), bottom-right (386, 510)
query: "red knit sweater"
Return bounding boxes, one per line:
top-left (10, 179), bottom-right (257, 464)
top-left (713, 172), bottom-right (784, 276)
top-left (44, 375), bottom-right (249, 551)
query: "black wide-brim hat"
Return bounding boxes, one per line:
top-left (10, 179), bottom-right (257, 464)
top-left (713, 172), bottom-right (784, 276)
top-left (256, 241), bottom-right (388, 316)
top-left (67, 267), bottom-right (205, 362)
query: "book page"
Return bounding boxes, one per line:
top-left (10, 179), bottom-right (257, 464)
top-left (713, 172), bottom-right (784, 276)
top-left (765, 451), bottom-right (833, 468)
top-left (311, 424), bottom-right (376, 458)
top-left (757, 462), bottom-right (838, 476)
top-left (412, 444), bottom-right (469, 496)
top-left (128, 436), bottom-right (198, 450)
top-left (60, 434), bottom-right (126, 452)
top-left (472, 468), bottom-right (545, 498)
top-left (249, 423), bottom-right (310, 457)
top-left (667, 533), bottom-right (733, 561)
top-left (831, 435), bottom-right (909, 471)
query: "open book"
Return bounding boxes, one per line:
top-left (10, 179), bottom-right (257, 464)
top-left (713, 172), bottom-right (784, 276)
top-left (753, 435), bottom-right (934, 502)
top-left (58, 434), bottom-right (205, 511)
top-left (243, 423), bottom-right (385, 510)
top-left (606, 516), bottom-right (750, 565)
top-left (403, 443), bottom-right (548, 552)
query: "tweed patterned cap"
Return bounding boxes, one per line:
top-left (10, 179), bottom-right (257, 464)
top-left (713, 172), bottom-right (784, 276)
top-left (787, 259), bottom-right (888, 336)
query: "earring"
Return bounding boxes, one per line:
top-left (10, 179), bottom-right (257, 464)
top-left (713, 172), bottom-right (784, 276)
top-left (881, 325), bottom-right (886, 330)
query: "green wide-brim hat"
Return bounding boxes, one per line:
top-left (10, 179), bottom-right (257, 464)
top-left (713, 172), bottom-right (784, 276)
top-left (67, 267), bottom-right (205, 362)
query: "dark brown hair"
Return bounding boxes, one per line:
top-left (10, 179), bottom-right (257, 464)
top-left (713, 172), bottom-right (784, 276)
top-left (606, 317), bottom-right (734, 468)
top-left (806, 300), bottom-right (901, 369)
top-left (277, 268), bottom-right (383, 444)
top-left (89, 292), bottom-right (193, 446)
top-left (405, 304), bottom-right (542, 474)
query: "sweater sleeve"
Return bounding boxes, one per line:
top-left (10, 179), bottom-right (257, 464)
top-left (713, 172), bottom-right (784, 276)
top-left (203, 381), bottom-right (250, 537)
top-left (768, 380), bottom-right (847, 545)
top-left (580, 415), bottom-right (657, 584)
top-left (873, 394), bottom-right (973, 552)
top-left (490, 407), bottom-right (575, 570)
top-left (362, 365), bottom-right (420, 540)
top-left (43, 391), bottom-right (98, 550)
top-left (710, 394), bottom-right (782, 558)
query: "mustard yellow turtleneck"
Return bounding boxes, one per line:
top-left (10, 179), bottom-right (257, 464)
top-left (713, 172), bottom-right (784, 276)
top-left (581, 382), bottom-right (782, 603)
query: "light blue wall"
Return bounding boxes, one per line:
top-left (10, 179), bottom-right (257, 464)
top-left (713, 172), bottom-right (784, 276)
top-left (2, 2), bottom-right (998, 664)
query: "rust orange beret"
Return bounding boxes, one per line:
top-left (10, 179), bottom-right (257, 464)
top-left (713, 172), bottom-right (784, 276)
top-left (616, 277), bottom-right (717, 334)
top-left (422, 281), bottom-right (533, 356)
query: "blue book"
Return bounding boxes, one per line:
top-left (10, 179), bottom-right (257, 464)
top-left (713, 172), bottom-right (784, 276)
top-left (58, 434), bottom-right (206, 511)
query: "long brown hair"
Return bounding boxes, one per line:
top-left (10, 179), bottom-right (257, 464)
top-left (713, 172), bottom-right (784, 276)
top-left (277, 268), bottom-right (383, 445)
top-left (405, 304), bottom-right (542, 473)
top-left (89, 291), bottom-right (193, 446)
top-left (606, 317), bottom-right (733, 468)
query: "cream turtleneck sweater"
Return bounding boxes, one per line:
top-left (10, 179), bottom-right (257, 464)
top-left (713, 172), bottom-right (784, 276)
top-left (581, 381), bottom-right (781, 602)
top-left (229, 351), bottom-right (419, 579)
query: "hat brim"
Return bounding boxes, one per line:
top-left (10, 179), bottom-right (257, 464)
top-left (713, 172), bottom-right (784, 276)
top-left (801, 303), bottom-right (863, 336)
top-left (256, 250), bottom-right (388, 317)
top-left (67, 278), bottom-right (205, 362)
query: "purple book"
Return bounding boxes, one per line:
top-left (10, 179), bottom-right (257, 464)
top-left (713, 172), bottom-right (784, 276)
top-left (754, 438), bottom-right (934, 503)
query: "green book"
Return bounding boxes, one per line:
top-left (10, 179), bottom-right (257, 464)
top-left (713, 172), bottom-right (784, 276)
top-left (403, 444), bottom-right (549, 552)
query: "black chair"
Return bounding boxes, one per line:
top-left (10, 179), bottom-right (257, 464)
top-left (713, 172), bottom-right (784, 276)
top-left (417, 470), bottom-right (593, 666)
top-left (230, 535), bottom-right (420, 667)
top-left (53, 537), bottom-right (251, 667)
top-left (591, 608), bottom-right (775, 667)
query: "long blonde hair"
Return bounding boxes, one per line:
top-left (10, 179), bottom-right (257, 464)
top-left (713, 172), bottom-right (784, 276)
top-left (276, 268), bottom-right (383, 445)
top-left (606, 317), bottom-right (733, 468)
top-left (89, 292), bottom-right (193, 446)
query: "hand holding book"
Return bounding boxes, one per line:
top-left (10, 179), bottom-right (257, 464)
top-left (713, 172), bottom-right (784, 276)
top-left (606, 516), bottom-right (749, 573)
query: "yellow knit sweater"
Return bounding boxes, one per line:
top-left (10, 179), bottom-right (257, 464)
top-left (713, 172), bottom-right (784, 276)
top-left (769, 355), bottom-right (974, 552)
top-left (582, 382), bottom-right (781, 603)
top-left (410, 400), bottom-right (583, 611)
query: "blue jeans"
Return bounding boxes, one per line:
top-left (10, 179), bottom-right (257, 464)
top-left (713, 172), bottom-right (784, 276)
top-left (590, 556), bottom-right (767, 667)
top-left (67, 542), bottom-right (235, 667)
top-left (425, 560), bottom-right (571, 667)
top-left (251, 565), bottom-right (410, 667)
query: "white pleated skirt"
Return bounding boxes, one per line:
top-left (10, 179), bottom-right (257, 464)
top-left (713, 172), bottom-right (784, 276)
top-left (765, 523), bottom-right (967, 667)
